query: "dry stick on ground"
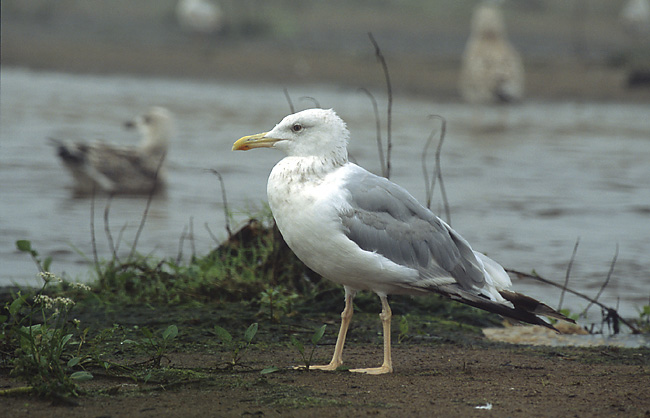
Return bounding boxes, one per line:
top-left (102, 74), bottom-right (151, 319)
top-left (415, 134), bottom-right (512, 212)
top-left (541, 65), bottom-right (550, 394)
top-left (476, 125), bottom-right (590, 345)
top-left (421, 114), bottom-right (451, 225)
top-left (506, 268), bottom-right (640, 334)
top-left (558, 237), bottom-right (580, 312)
top-left (368, 32), bottom-right (393, 179)
top-left (358, 87), bottom-right (386, 177)
top-left (207, 168), bottom-right (232, 238)
top-left (127, 151), bottom-right (166, 262)
top-left (581, 244), bottom-right (619, 318)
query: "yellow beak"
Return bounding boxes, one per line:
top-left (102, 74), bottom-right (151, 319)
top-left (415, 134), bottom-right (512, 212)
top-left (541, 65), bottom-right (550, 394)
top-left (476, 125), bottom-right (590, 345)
top-left (232, 132), bottom-right (281, 151)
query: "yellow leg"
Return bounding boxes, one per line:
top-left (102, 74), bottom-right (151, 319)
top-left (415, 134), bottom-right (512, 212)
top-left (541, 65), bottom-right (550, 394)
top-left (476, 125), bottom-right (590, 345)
top-left (309, 287), bottom-right (355, 371)
top-left (350, 294), bottom-right (393, 374)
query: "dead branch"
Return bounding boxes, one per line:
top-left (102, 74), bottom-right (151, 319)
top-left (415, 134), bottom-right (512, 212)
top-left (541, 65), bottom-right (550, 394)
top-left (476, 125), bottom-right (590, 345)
top-left (300, 96), bottom-right (321, 108)
top-left (103, 194), bottom-right (119, 262)
top-left (176, 224), bottom-right (188, 264)
top-left (90, 186), bottom-right (100, 276)
top-left (358, 87), bottom-right (386, 177)
top-left (558, 238), bottom-right (580, 311)
top-left (368, 32), bottom-right (393, 179)
top-left (581, 244), bottom-right (619, 317)
top-left (128, 151), bottom-right (166, 262)
top-left (506, 268), bottom-right (640, 334)
top-left (207, 168), bottom-right (233, 238)
top-left (205, 222), bottom-right (220, 245)
top-left (283, 88), bottom-right (295, 113)
top-left (421, 114), bottom-right (451, 224)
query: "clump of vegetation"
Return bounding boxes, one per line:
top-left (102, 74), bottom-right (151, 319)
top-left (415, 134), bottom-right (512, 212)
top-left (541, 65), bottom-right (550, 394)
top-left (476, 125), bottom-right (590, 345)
top-left (91, 214), bottom-right (323, 307)
top-left (1, 243), bottom-right (94, 399)
top-left (122, 325), bottom-right (179, 369)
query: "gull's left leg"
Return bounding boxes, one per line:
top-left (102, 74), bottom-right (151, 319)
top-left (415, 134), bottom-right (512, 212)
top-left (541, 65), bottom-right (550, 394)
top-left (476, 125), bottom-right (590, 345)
top-left (350, 294), bottom-right (393, 374)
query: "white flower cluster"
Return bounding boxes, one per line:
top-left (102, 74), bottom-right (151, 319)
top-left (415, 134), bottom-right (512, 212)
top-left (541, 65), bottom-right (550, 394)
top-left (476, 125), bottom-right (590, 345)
top-left (33, 294), bottom-right (75, 310)
top-left (38, 272), bottom-right (62, 283)
top-left (70, 282), bottom-right (92, 292)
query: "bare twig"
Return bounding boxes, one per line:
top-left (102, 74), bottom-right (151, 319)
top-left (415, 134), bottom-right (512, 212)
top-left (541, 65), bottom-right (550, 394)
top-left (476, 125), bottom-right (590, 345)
top-left (581, 244), bottom-right (619, 317)
top-left (300, 96), bottom-right (321, 108)
top-left (421, 115), bottom-right (450, 224)
top-left (558, 238), bottom-right (580, 311)
top-left (207, 168), bottom-right (233, 238)
top-left (90, 186), bottom-right (100, 276)
top-left (358, 87), bottom-right (386, 177)
top-left (127, 151), bottom-right (166, 262)
top-left (368, 32), bottom-right (392, 179)
top-left (205, 222), bottom-right (220, 245)
top-left (115, 223), bottom-right (127, 254)
top-left (189, 216), bottom-right (196, 258)
top-left (103, 194), bottom-right (119, 262)
top-left (176, 224), bottom-right (188, 264)
top-left (283, 88), bottom-right (295, 113)
top-left (506, 268), bottom-right (640, 334)
top-left (422, 125), bottom-right (436, 209)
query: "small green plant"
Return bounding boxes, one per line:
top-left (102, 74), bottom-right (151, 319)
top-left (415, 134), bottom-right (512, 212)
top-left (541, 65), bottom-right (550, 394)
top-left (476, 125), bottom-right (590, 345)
top-left (398, 314), bottom-right (411, 344)
top-left (3, 244), bottom-right (93, 399)
top-left (123, 324), bottom-right (179, 368)
top-left (213, 322), bottom-right (258, 368)
top-left (290, 324), bottom-right (326, 371)
top-left (259, 285), bottom-right (299, 321)
top-left (635, 305), bottom-right (650, 333)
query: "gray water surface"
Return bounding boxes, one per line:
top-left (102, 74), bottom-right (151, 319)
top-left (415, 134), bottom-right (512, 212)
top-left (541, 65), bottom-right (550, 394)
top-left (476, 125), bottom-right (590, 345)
top-left (1, 67), bottom-right (649, 322)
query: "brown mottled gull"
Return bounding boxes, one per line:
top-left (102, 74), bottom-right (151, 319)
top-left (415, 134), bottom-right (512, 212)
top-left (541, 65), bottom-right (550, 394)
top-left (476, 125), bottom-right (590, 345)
top-left (51, 106), bottom-right (173, 195)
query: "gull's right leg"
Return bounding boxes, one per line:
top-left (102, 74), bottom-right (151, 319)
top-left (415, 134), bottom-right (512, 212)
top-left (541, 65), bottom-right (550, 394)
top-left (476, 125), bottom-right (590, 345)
top-left (309, 286), bottom-right (356, 371)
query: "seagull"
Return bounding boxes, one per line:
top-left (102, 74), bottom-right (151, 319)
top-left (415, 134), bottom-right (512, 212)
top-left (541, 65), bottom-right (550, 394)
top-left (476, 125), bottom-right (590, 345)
top-left (51, 106), bottom-right (173, 195)
top-left (459, 2), bottom-right (524, 104)
top-left (176, 0), bottom-right (223, 34)
top-left (233, 108), bottom-right (572, 374)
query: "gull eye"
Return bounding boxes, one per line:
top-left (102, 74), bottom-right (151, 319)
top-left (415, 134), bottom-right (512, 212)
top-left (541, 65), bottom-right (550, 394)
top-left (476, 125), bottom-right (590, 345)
top-left (291, 123), bottom-right (303, 132)
top-left (144, 115), bottom-right (153, 124)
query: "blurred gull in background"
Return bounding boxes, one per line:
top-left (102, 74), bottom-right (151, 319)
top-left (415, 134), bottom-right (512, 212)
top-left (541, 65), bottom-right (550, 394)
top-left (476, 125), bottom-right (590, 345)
top-left (620, 0), bottom-right (650, 35)
top-left (176, 0), bottom-right (224, 34)
top-left (50, 106), bottom-right (174, 195)
top-left (459, 1), bottom-right (525, 104)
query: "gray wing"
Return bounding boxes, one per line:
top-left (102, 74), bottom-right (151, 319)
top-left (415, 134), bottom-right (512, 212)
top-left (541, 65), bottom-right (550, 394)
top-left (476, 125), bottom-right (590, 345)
top-left (87, 143), bottom-right (165, 182)
top-left (339, 169), bottom-right (486, 290)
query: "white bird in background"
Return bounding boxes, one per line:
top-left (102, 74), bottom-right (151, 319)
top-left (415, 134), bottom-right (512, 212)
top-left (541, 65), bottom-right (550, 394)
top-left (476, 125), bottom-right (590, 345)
top-left (176, 0), bottom-right (223, 34)
top-left (51, 107), bottom-right (174, 195)
top-left (620, 0), bottom-right (650, 35)
top-left (459, 2), bottom-right (525, 104)
top-left (233, 108), bottom-right (572, 374)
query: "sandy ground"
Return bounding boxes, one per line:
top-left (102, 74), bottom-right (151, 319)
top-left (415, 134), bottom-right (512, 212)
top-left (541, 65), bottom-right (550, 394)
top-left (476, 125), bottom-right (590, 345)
top-left (2, 342), bottom-right (649, 417)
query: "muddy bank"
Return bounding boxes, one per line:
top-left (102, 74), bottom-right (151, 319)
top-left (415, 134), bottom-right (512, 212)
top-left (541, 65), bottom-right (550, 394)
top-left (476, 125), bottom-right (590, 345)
top-left (1, 294), bottom-right (649, 417)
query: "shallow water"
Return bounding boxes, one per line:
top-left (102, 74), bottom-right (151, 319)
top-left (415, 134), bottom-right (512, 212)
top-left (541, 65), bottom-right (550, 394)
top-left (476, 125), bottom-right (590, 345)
top-left (1, 67), bottom-right (649, 322)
